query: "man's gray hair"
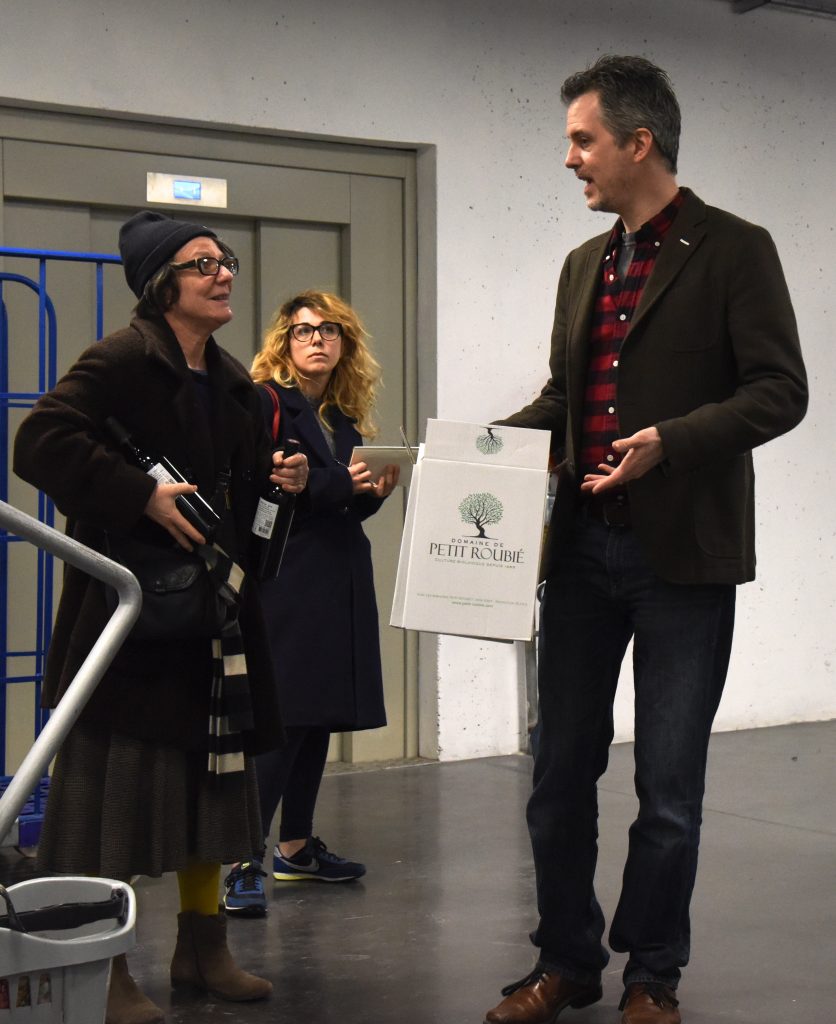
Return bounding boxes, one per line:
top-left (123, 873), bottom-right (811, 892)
top-left (561, 55), bottom-right (681, 174)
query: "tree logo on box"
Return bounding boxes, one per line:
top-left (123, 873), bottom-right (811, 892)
top-left (475, 427), bottom-right (504, 455)
top-left (459, 492), bottom-right (504, 539)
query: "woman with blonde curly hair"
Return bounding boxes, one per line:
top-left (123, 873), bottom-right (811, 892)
top-left (223, 291), bottom-right (398, 915)
top-left (251, 290), bottom-right (381, 439)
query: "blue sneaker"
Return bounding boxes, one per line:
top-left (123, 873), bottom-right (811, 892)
top-left (273, 837), bottom-right (366, 883)
top-left (223, 860), bottom-right (267, 916)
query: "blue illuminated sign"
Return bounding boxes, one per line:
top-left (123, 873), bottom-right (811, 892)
top-left (173, 180), bottom-right (202, 201)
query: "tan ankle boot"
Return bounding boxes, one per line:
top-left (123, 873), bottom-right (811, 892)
top-left (170, 909), bottom-right (272, 1001)
top-left (106, 954), bottom-right (165, 1024)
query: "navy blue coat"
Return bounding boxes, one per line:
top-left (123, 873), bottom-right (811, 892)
top-left (257, 384), bottom-right (387, 731)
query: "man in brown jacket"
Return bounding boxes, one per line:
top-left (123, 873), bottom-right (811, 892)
top-left (484, 56), bottom-right (807, 1024)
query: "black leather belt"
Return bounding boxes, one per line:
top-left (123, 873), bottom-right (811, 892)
top-left (582, 492), bottom-right (631, 528)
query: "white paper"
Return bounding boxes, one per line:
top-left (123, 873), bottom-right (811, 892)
top-left (350, 445), bottom-right (419, 488)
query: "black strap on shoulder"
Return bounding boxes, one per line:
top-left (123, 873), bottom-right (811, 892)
top-left (210, 465), bottom-right (233, 514)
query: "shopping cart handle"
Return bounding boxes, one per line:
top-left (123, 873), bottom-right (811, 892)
top-left (0, 882), bottom-right (130, 933)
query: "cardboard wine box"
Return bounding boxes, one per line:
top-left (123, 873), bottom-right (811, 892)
top-left (390, 419), bottom-right (550, 641)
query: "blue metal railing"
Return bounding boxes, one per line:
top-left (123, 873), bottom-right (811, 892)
top-left (0, 246), bottom-right (121, 842)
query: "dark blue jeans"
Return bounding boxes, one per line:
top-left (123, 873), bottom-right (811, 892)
top-left (529, 517), bottom-right (735, 989)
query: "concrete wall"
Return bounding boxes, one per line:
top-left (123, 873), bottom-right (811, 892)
top-left (1, 0), bottom-right (833, 759)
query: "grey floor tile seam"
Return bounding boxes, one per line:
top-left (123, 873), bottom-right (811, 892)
top-left (326, 757), bottom-right (439, 776)
top-left (482, 755), bottom-right (532, 774)
top-left (694, 802), bottom-right (835, 837)
top-left (593, 780), bottom-right (836, 837)
top-left (427, 751), bottom-right (834, 838)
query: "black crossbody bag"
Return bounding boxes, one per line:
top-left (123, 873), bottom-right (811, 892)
top-left (103, 468), bottom-right (234, 641)
top-left (103, 534), bottom-right (230, 640)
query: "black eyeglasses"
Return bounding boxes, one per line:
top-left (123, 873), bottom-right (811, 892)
top-left (169, 256), bottom-right (239, 277)
top-left (289, 322), bottom-right (342, 343)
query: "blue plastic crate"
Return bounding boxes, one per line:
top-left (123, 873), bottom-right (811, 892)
top-left (0, 776), bottom-right (49, 847)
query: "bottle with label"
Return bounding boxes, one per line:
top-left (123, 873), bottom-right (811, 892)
top-left (105, 416), bottom-right (221, 543)
top-left (251, 439), bottom-right (301, 581)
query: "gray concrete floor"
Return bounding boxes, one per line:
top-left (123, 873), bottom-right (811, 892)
top-left (2, 720), bottom-right (834, 1022)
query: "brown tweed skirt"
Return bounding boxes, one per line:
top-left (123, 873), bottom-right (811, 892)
top-left (36, 721), bottom-right (263, 878)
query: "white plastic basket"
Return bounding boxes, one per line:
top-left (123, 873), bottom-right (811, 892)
top-left (0, 504), bottom-right (141, 1020)
top-left (0, 876), bottom-right (135, 1023)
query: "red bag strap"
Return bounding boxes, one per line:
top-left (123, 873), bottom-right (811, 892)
top-left (259, 383), bottom-right (281, 444)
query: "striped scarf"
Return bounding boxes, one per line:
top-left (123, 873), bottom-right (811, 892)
top-left (199, 544), bottom-right (253, 776)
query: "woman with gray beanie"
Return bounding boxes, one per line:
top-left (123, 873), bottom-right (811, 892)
top-left (14, 210), bottom-right (307, 1024)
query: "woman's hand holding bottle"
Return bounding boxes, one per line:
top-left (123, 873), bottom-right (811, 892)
top-left (143, 481), bottom-right (207, 550)
top-left (271, 449), bottom-right (308, 492)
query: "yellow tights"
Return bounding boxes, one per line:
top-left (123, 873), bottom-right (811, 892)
top-left (176, 860), bottom-right (221, 916)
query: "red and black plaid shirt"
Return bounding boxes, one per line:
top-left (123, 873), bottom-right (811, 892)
top-left (578, 189), bottom-right (684, 482)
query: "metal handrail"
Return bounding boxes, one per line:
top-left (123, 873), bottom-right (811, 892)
top-left (0, 500), bottom-right (141, 842)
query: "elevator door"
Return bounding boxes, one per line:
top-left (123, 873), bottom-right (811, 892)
top-left (0, 107), bottom-right (418, 768)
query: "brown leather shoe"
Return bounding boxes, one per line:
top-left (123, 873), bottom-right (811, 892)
top-left (620, 983), bottom-right (681, 1023)
top-left (484, 968), bottom-right (603, 1023)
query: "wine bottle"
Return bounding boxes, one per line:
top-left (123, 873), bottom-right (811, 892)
top-left (251, 439), bottom-right (301, 581)
top-left (105, 416), bottom-right (221, 544)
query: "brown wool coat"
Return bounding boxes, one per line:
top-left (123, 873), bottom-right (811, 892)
top-left (13, 316), bottom-right (282, 752)
top-left (501, 190), bottom-right (808, 585)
